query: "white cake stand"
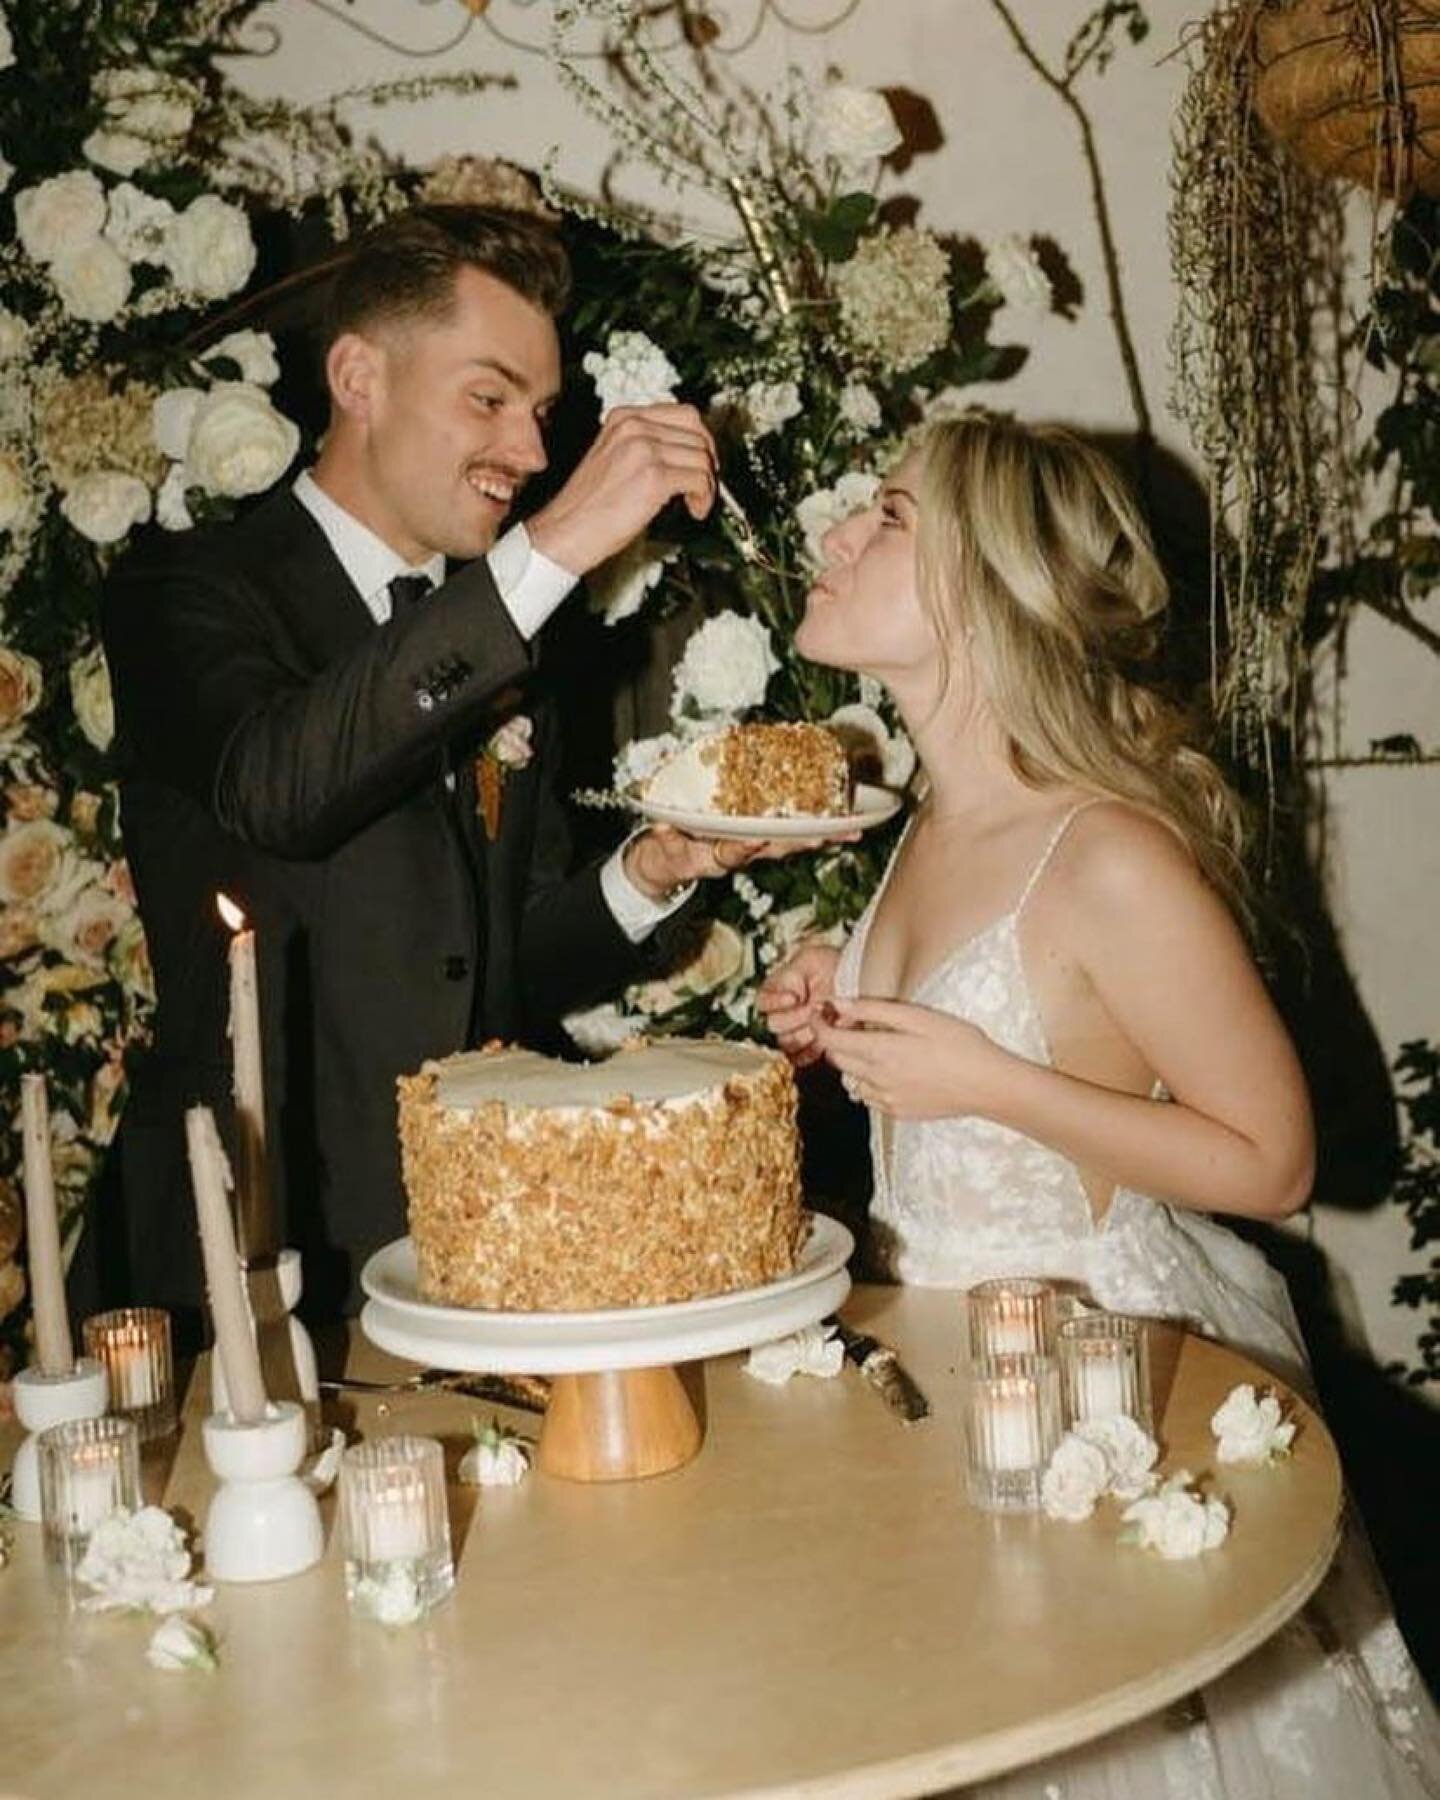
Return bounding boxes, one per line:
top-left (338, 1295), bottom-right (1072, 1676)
top-left (359, 1215), bottom-right (853, 1483)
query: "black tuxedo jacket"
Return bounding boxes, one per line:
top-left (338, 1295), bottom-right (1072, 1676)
top-left (102, 489), bottom-right (673, 1317)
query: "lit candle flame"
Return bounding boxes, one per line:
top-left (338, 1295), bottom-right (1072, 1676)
top-left (216, 892), bottom-right (246, 932)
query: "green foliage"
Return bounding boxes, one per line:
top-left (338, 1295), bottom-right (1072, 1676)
top-left (1391, 1039), bottom-right (1440, 1384)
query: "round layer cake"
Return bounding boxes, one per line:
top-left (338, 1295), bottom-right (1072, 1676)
top-left (397, 1038), bottom-right (807, 1310)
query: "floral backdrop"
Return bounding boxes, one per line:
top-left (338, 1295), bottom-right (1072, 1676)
top-left (0, 0), bottom-right (1055, 1369)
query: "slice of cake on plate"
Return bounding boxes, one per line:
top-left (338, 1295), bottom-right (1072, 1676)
top-left (643, 722), bottom-right (851, 818)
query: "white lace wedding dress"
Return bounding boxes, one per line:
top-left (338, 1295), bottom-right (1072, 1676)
top-left (833, 804), bottom-right (1440, 1800)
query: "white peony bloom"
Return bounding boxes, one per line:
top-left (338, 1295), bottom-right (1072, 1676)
top-left (0, 307), bottom-right (29, 361)
top-left (838, 382), bottom-right (882, 434)
top-left (588, 537), bottom-right (675, 626)
top-left (985, 234), bottom-right (1052, 315)
top-left (60, 469), bottom-right (151, 545)
top-left (1041, 1433), bottom-right (1111, 1522)
top-left (826, 701), bottom-right (916, 790)
top-left (795, 470), bottom-right (880, 566)
top-left (77, 1504), bottom-right (213, 1614)
top-left (613, 730), bottom-right (682, 792)
top-left (69, 643), bottom-right (115, 751)
top-left (83, 68), bottom-right (196, 178)
top-left (152, 387), bottom-right (202, 460)
top-left (742, 378), bottom-right (802, 439)
top-left (561, 1001), bottom-right (644, 1057)
top-left (745, 1323), bottom-right (844, 1385)
top-left (1210, 1383), bottom-right (1297, 1466)
top-left (103, 182), bottom-right (176, 266)
top-left (671, 610), bottom-right (779, 717)
top-left (198, 329), bottom-right (280, 387)
top-left (163, 194), bottom-right (257, 301)
top-left (458, 1420), bottom-right (531, 1488)
top-left (352, 1561), bottom-right (423, 1627)
top-left (155, 462), bottom-right (193, 532)
top-left (147, 1614), bottom-right (219, 1672)
top-left (582, 329), bottom-right (680, 417)
top-left (0, 450), bottom-right (29, 534)
top-left (1121, 1472), bottom-right (1230, 1560)
top-left (14, 169), bottom-right (107, 266)
top-left (184, 383), bottom-right (299, 498)
top-left (1073, 1413), bottom-right (1160, 1500)
top-left (809, 82), bottom-right (902, 163)
top-left (51, 237), bottom-right (132, 323)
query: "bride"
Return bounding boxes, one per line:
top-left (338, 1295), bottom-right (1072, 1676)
top-left (757, 414), bottom-right (1440, 1798)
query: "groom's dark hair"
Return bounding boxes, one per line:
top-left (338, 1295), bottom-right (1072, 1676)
top-left (321, 203), bottom-right (572, 349)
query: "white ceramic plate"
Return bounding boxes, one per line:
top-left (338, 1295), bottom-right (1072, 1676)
top-left (625, 782), bottom-right (903, 841)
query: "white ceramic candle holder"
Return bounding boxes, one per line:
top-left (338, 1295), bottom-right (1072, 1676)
top-left (201, 1400), bottom-right (324, 1584)
top-left (210, 1248), bottom-right (321, 1443)
top-left (9, 1359), bottom-right (109, 1522)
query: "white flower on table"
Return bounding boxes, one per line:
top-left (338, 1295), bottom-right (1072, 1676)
top-left (745, 1323), bottom-right (844, 1386)
top-left (459, 1417), bottom-right (531, 1488)
top-left (304, 1427), bottom-right (346, 1495)
top-left (808, 83), bottom-right (902, 164)
top-left (583, 330), bottom-right (680, 417)
top-left (1041, 1433), bottom-right (1111, 1522)
top-left (1072, 1413), bottom-right (1160, 1501)
top-left (1210, 1382), bottom-right (1296, 1466)
top-left (984, 234), bottom-right (1052, 315)
top-left (147, 1614), bottom-right (219, 1673)
top-left (77, 1505), bottom-right (214, 1615)
top-left (1121, 1472), bottom-right (1230, 1560)
top-left (671, 610), bottom-right (778, 717)
top-left (352, 1561), bottom-right (424, 1627)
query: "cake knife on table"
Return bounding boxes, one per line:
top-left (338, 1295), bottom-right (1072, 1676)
top-left (828, 1318), bottom-right (931, 1423)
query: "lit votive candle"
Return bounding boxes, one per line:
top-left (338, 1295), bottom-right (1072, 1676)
top-left (965, 1278), bottom-right (1057, 1362)
top-left (82, 1307), bottom-right (176, 1443)
top-left (1058, 1314), bottom-right (1151, 1430)
top-left (339, 1436), bottom-right (454, 1620)
top-left (963, 1354), bottom-right (1061, 1513)
top-left (37, 1415), bottom-right (141, 1580)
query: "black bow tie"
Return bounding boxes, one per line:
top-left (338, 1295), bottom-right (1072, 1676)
top-left (388, 573), bottom-right (435, 614)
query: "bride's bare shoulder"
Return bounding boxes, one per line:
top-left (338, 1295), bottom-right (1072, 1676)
top-left (1050, 798), bottom-right (1215, 914)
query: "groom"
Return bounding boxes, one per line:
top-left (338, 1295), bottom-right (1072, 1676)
top-left (102, 203), bottom-right (764, 1321)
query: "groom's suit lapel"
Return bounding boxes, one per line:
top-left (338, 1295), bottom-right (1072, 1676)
top-left (249, 489), bottom-right (386, 668)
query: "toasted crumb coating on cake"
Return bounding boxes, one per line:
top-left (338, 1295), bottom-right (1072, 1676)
top-left (712, 722), bottom-right (850, 816)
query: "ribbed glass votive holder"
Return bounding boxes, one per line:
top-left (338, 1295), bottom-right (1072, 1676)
top-left (962, 1353), bottom-right (1062, 1513)
top-left (338, 1435), bottom-right (454, 1622)
top-left (965, 1277), bottom-right (1057, 1361)
top-left (82, 1307), bottom-right (176, 1443)
top-left (1057, 1313), bottom-right (1152, 1430)
top-left (38, 1415), bottom-right (141, 1579)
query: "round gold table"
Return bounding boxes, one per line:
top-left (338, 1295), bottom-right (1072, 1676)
top-left (0, 1285), bottom-right (1342, 1800)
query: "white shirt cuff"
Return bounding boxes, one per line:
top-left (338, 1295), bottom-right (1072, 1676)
top-left (600, 836), bottom-right (696, 944)
top-left (487, 523), bottom-right (578, 640)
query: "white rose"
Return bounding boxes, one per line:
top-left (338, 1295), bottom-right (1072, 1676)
top-left (185, 383), bottom-right (299, 498)
top-left (746, 1324), bottom-right (843, 1386)
top-left (826, 702), bottom-right (916, 790)
top-left (84, 68), bottom-right (196, 177)
top-left (671, 610), bottom-right (779, 716)
top-left (152, 387), bottom-right (202, 460)
top-left (588, 538), bottom-right (675, 626)
top-left (458, 1422), bottom-right (531, 1487)
top-left (582, 330), bottom-right (680, 417)
top-left (14, 170), bottom-right (107, 265)
top-left (155, 462), bottom-right (193, 532)
top-left (60, 470), bottom-right (150, 545)
top-left (43, 883), bottom-right (131, 968)
top-left (0, 451), bottom-right (29, 534)
top-left (103, 182), bottom-right (175, 266)
top-left (51, 237), bottom-right (132, 323)
top-left (743, 378), bottom-right (802, 439)
top-left (795, 471), bottom-right (880, 566)
top-left (69, 643), bottom-right (115, 750)
top-left (0, 645), bottom-right (43, 738)
top-left (1121, 1473), bottom-right (1230, 1560)
top-left (1073, 1413), bottom-right (1160, 1500)
top-left (838, 382), bottom-right (882, 433)
top-left (1041, 1434), bottom-right (1111, 1522)
top-left (147, 1615), bottom-right (219, 1672)
top-left (1210, 1383), bottom-right (1297, 1466)
top-left (198, 329), bottom-right (280, 387)
top-left (0, 308), bottom-right (29, 361)
top-left (0, 820), bottom-right (91, 911)
top-left (809, 83), bottom-right (902, 162)
top-left (77, 1504), bottom-right (212, 1615)
top-left (561, 1001), bottom-right (644, 1058)
top-left (163, 194), bottom-right (257, 300)
top-left (486, 713), bottom-right (534, 770)
top-left (984, 234), bottom-right (1052, 315)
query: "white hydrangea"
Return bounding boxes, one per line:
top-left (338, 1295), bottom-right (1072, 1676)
top-left (582, 330), bottom-right (680, 417)
top-left (184, 383), bottom-right (299, 498)
top-left (1121, 1472), bottom-right (1230, 1560)
top-left (14, 169), bottom-right (107, 266)
top-left (69, 642), bottom-right (115, 751)
top-left (50, 237), bottom-right (132, 324)
top-left (794, 470), bottom-right (880, 566)
top-left (60, 470), bottom-right (151, 545)
top-left (587, 537), bottom-right (675, 626)
top-left (671, 610), bottom-right (778, 717)
top-left (809, 83), bottom-right (902, 163)
top-left (838, 382), bottom-right (882, 433)
top-left (76, 1505), bottom-right (213, 1615)
top-left (103, 182), bottom-right (176, 266)
top-left (985, 234), bottom-right (1052, 315)
top-left (745, 1323), bottom-right (844, 1385)
top-left (83, 67), bottom-right (196, 178)
top-left (0, 308), bottom-right (30, 361)
top-left (833, 227), bottom-right (951, 375)
top-left (742, 378), bottom-right (802, 439)
top-left (1210, 1383), bottom-right (1297, 1466)
top-left (198, 330), bottom-right (280, 388)
top-left (163, 194), bottom-right (257, 301)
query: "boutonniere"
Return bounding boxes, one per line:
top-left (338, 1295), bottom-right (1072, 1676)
top-left (476, 713), bottom-right (535, 840)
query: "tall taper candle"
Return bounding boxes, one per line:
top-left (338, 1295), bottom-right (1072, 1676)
top-left (217, 895), bottom-right (277, 1262)
top-left (186, 1104), bottom-right (268, 1425)
top-left (20, 1073), bottom-right (73, 1377)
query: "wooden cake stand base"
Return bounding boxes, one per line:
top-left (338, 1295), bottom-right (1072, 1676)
top-left (539, 1366), bottom-right (702, 1482)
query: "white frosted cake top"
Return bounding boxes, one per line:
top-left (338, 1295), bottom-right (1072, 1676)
top-left (643, 734), bottom-right (722, 810)
top-left (428, 1040), bottom-right (776, 1112)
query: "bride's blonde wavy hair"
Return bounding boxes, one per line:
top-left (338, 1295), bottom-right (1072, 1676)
top-left (915, 414), bottom-right (1251, 917)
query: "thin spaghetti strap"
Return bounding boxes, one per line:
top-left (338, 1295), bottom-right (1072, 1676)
top-left (1013, 799), bottom-right (1103, 920)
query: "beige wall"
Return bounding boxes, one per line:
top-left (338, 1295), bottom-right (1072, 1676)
top-left (238, 0), bottom-right (1439, 1375)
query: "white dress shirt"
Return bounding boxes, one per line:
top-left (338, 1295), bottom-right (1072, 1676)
top-left (292, 471), bottom-right (689, 942)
